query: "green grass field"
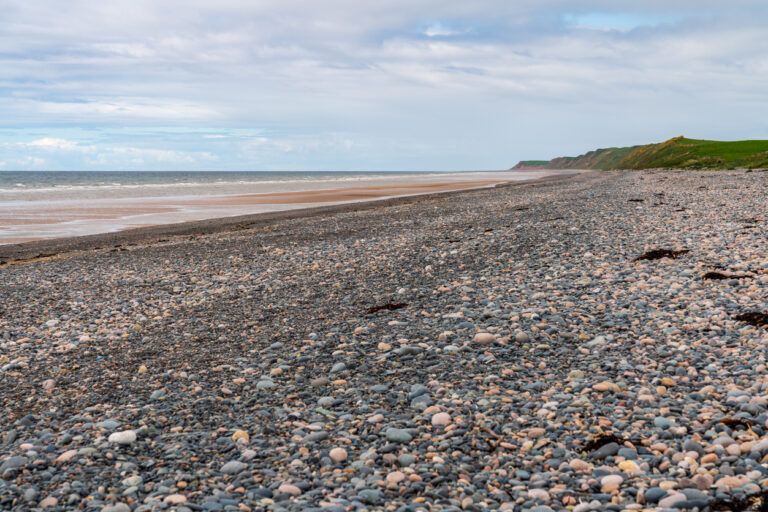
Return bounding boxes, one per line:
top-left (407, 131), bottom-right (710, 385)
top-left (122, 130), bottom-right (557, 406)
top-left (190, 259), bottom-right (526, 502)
top-left (515, 137), bottom-right (768, 170)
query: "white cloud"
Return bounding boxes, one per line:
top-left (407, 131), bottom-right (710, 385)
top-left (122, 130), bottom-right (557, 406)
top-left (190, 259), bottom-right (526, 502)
top-left (0, 1), bottom-right (767, 169)
top-left (21, 138), bottom-right (85, 151)
top-left (424, 23), bottom-right (466, 37)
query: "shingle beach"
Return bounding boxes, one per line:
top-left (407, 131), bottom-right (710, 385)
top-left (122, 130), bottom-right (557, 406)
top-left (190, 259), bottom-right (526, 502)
top-left (3, 170), bottom-right (768, 512)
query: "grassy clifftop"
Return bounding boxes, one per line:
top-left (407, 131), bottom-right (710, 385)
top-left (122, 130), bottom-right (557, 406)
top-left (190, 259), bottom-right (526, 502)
top-left (514, 137), bottom-right (768, 170)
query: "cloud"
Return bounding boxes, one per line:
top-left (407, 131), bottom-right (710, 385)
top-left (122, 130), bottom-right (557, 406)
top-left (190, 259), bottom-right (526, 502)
top-left (0, 1), bottom-right (767, 170)
top-left (2, 135), bottom-right (218, 170)
top-left (21, 138), bottom-right (83, 151)
top-left (424, 23), bottom-right (467, 37)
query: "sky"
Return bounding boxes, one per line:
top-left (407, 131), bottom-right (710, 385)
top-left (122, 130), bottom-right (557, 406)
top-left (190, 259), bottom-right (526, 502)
top-left (1, 1), bottom-right (767, 171)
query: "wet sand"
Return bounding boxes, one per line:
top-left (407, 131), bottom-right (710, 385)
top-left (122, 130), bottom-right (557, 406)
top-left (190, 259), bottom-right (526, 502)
top-left (0, 174), bottom-right (564, 246)
top-left (0, 172), bottom-right (578, 264)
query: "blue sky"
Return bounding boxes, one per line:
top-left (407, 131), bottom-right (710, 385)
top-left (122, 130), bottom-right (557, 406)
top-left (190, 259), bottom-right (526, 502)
top-left (1, 1), bottom-right (767, 171)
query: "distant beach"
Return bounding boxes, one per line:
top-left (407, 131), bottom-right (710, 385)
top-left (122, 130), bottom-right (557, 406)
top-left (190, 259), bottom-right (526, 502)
top-left (0, 170), bottom-right (566, 244)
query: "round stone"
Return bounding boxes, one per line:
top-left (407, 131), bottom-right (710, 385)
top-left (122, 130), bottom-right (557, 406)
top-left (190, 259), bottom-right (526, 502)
top-left (220, 460), bottom-right (248, 474)
top-left (385, 428), bottom-right (412, 444)
top-left (329, 447), bottom-right (348, 462)
top-left (473, 332), bottom-right (496, 344)
top-left (164, 495), bottom-right (187, 504)
top-left (278, 484), bottom-right (302, 496)
top-left (431, 412), bottom-right (451, 426)
top-left (108, 430), bottom-right (137, 445)
top-left (515, 331), bottom-right (530, 343)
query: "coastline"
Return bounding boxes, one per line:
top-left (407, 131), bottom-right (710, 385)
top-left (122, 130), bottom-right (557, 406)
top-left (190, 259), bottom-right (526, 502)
top-left (0, 170), bottom-right (582, 265)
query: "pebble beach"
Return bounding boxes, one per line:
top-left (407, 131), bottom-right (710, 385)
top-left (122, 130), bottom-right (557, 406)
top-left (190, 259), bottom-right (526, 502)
top-left (2, 169), bottom-right (768, 512)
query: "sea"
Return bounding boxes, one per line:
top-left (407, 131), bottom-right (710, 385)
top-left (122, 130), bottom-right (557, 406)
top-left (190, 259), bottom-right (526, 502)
top-left (0, 170), bottom-right (554, 244)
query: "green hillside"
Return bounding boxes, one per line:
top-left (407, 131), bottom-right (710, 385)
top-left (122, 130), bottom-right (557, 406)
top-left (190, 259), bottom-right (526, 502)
top-left (513, 137), bottom-right (768, 170)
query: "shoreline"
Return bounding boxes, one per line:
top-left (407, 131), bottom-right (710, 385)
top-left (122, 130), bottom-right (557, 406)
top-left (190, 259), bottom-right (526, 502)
top-left (0, 170), bottom-right (562, 247)
top-left (0, 170), bottom-right (583, 265)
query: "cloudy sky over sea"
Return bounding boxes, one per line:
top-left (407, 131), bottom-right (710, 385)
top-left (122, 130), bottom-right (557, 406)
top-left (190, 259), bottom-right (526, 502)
top-left (1, 1), bottom-right (767, 171)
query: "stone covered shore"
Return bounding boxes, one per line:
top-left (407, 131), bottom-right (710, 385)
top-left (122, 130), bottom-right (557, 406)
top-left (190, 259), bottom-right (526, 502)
top-left (2, 170), bottom-right (768, 512)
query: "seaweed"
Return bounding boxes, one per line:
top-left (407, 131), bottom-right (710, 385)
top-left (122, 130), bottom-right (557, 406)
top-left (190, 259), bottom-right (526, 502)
top-left (710, 489), bottom-right (768, 512)
top-left (634, 249), bottom-right (689, 261)
top-left (584, 432), bottom-right (625, 452)
top-left (735, 312), bottom-right (768, 327)
top-left (365, 302), bottom-right (408, 315)
top-left (703, 271), bottom-right (752, 280)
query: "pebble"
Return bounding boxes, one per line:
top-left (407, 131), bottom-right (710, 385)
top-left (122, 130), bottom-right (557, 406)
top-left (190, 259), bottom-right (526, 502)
top-left (220, 460), bottom-right (248, 474)
top-left (278, 484), bottom-right (302, 496)
top-left (386, 470), bottom-right (406, 485)
top-left (329, 447), bottom-right (347, 462)
top-left (385, 428), bottom-right (412, 444)
top-left (473, 332), bottom-right (496, 344)
top-left (3, 171), bottom-right (768, 511)
top-left (108, 430), bottom-right (137, 445)
top-left (431, 412), bottom-right (451, 426)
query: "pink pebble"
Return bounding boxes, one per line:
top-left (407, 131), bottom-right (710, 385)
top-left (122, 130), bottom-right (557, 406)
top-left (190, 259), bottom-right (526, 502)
top-left (431, 412), bottom-right (451, 426)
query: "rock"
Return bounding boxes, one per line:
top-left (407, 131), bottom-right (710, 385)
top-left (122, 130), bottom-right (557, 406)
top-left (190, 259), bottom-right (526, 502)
top-left (108, 430), bottom-right (137, 445)
top-left (601, 474), bottom-right (624, 492)
top-left (618, 459), bottom-right (640, 472)
top-left (431, 412), bottom-right (451, 426)
top-left (164, 494), bottom-right (187, 504)
top-left (330, 362), bottom-right (346, 373)
top-left (386, 470), bottom-right (406, 485)
top-left (96, 419), bottom-right (120, 430)
top-left (278, 483), bottom-right (302, 496)
top-left (385, 428), bottom-right (412, 444)
top-left (715, 475), bottom-right (746, 489)
top-left (569, 459), bottom-right (591, 472)
top-left (515, 331), bottom-right (530, 343)
top-left (39, 497), bottom-right (58, 508)
top-left (659, 493), bottom-right (686, 508)
top-left (592, 381), bottom-right (620, 392)
top-left (329, 447), bottom-right (348, 462)
top-left (473, 332), bottom-right (496, 345)
top-left (0, 455), bottom-right (28, 472)
top-left (256, 379), bottom-right (276, 390)
top-left (137, 365), bottom-right (147, 374)
top-left (102, 504), bottom-right (131, 512)
top-left (55, 450), bottom-right (78, 463)
top-left (591, 442), bottom-right (619, 459)
top-left (231, 430), bottom-right (249, 443)
top-left (305, 431), bottom-right (329, 442)
top-left (358, 489), bottom-right (381, 505)
top-left (220, 460), bottom-right (248, 474)
top-left (644, 487), bottom-right (668, 504)
top-left (397, 453), bottom-right (416, 466)
top-left (23, 488), bottom-right (38, 502)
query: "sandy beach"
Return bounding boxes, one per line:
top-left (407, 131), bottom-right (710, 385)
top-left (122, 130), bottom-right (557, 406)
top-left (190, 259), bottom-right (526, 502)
top-left (2, 170), bottom-right (768, 511)
top-left (0, 171), bottom-right (562, 245)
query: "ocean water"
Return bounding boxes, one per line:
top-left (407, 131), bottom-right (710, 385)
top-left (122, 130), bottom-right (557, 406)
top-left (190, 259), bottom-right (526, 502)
top-left (0, 170), bottom-right (556, 244)
top-left (0, 170), bottom-right (464, 202)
